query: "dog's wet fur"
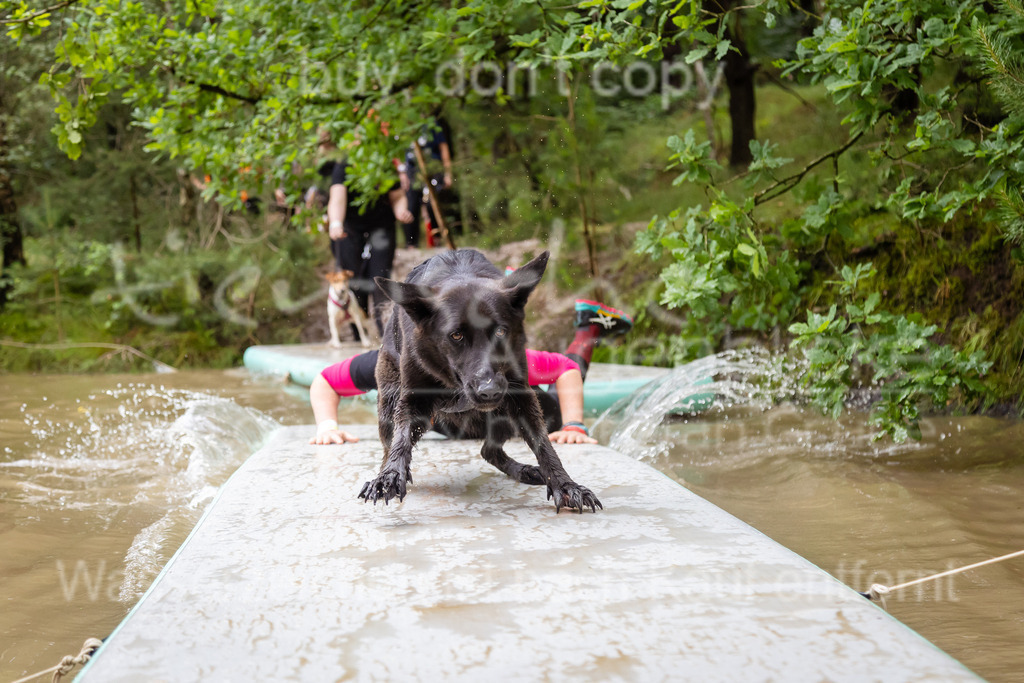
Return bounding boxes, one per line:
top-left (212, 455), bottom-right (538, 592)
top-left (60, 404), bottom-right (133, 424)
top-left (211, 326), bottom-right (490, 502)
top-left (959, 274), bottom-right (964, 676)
top-left (360, 248), bottom-right (601, 513)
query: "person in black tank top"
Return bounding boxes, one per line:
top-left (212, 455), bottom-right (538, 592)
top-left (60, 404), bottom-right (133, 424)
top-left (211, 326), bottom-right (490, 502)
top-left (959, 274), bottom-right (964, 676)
top-left (325, 160), bottom-right (412, 336)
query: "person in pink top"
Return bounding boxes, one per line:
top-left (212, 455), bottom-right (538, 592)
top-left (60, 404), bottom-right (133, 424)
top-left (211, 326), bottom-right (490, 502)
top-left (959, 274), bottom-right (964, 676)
top-left (309, 299), bottom-right (633, 446)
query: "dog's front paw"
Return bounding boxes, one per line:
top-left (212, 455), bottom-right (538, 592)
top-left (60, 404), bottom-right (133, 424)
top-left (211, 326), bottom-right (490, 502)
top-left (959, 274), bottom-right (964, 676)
top-left (359, 470), bottom-right (407, 505)
top-left (516, 464), bottom-right (544, 485)
top-left (327, 339), bottom-right (342, 348)
top-left (546, 482), bottom-right (602, 514)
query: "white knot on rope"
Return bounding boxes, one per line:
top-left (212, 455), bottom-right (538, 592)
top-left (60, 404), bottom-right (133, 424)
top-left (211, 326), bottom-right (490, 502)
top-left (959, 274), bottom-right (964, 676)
top-left (52, 638), bottom-right (103, 682)
top-left (10, 637), bottom-right (103, 683)
top-left (866, 583), bottom-right (890, 607)
top-left (867, 583), bottom-right (890, 601)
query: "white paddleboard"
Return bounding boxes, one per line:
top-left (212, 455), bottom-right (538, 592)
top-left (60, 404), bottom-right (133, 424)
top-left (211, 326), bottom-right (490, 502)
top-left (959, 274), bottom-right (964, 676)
top-left (78, 426), bottom-right (980, 682)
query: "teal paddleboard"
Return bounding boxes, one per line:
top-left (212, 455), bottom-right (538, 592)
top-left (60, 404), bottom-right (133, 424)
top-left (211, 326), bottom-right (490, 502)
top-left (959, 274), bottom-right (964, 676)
top-left (242, 343), bottom-right (694, 416)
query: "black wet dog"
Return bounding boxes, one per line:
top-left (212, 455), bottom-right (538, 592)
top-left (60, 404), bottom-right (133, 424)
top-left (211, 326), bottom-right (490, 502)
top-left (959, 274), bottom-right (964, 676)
top-left (359, 248), bottom-right (601, 513)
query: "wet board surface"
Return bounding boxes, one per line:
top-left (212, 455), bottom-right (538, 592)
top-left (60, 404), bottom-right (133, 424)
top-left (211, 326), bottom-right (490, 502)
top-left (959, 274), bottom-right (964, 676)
top-left (243, 343), bottom-right (684, 415)
top-left (79, 426), bottom-right (980, 682)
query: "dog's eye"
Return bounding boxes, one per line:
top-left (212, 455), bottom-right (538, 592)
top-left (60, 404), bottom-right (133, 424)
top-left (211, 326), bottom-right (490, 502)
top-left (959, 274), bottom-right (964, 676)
top-left (495, 327), bottom-right (507, 338)
top-left (450, 331), bottom-right (464, 342)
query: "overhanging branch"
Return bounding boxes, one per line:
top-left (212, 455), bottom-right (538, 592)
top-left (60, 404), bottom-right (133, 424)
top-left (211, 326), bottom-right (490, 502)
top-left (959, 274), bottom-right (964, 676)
top-left (194, 80), bottom-right (260, 105)
top-left (165, 64), bottom-right (261, 105)
top-left (753, 131), bottom-right (865, 206)
top-left (0, 0), bottom-right (81, 25)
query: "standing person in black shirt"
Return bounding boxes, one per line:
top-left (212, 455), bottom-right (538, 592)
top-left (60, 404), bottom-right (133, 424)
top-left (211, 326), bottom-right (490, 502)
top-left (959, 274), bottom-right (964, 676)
top-left (325, 159), bottom-right (412, 337)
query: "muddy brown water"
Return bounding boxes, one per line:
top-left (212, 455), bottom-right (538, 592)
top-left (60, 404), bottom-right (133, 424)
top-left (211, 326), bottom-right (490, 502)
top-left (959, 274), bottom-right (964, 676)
top-left (1, 366), bottom-right (1022, 681)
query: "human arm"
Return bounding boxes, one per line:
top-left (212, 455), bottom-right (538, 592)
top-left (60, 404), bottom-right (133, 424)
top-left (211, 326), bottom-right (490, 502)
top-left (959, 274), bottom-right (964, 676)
top-left (398, 163), bottom-right (411, 192)
top-left (548, 368), bottom-right (598, 445)
top-left (525, 350), bottom-right (597, 444)
top-left (309, 374), bottom-right (360, 445)
top-left (440, 141), bottom-right (453, 188)
top-left (326, 183), bottom-right (347, 240)
top-left (389, 186), bottom-right (414, 224)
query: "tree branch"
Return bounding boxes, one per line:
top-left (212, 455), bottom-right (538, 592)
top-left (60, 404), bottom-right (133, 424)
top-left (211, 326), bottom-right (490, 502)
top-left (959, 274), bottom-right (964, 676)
top-left (320, 0), bottom-right (394, 66)
top-left (193, 80), bottom-right (260, 104)
top-left (0, 0), bottom-right (81, 25)
top-left (753, 131), bottom-right (865, 205)
top-left (761, 69), bottom-right (817, 113)
top-left (163, 64), bottom-right (261, 104)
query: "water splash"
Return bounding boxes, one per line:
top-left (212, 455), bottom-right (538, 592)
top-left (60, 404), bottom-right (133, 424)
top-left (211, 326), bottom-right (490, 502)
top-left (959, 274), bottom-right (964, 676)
top-left (2, 383), bottom-right (281, 602)
top-left (595, 348), bottom-right (945, 470)
top-left (596, 349), bottom-right (798, 462)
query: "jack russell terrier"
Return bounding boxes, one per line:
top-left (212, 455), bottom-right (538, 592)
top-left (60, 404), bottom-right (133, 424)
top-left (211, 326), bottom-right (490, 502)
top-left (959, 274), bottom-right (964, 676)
top-left (325, 270), bottom-right (376, 348)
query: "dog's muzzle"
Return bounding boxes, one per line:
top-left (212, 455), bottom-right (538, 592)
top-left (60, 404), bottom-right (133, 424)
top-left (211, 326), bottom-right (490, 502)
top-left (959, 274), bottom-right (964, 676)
top-left (469, 372), bottom-right (507, 410)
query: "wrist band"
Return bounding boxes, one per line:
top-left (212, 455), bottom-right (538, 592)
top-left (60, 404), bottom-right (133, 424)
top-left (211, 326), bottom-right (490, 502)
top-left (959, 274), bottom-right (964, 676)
top-left (562, 421), bottom-right (589, 436)
top-left (329, 219), bottom-right (342, 230)
top-left (316, 419), bottom-right (339, 435)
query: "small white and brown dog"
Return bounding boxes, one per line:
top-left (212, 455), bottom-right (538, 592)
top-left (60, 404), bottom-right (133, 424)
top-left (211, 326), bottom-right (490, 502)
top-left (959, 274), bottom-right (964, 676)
top-left (325, 270), bottom-right (375, 348)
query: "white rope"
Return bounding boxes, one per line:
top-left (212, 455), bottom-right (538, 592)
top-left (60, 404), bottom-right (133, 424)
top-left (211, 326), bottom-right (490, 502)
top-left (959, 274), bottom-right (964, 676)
top-left (9, 638), bottom-right (103, 683)
top-left (867, 548), bottom-right (1024, 604)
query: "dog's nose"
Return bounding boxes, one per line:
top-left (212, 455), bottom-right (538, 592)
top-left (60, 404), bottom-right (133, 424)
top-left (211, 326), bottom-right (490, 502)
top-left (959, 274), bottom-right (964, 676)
top-left (474, 375), bottom-right (506, 403)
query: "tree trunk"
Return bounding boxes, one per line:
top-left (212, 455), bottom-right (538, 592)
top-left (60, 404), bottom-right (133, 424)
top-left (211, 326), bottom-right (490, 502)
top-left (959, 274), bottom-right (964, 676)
top-left (565, 77), bottom-right (599, 282)
top-left (0, 89), bottom-right (26, 309)
top-left (130, 174), bottom-right (143, 253)
top-left (723, 29), bottom-right (756, 168)
top-left (799, 0), bottom-right (818, 37)
top-left (704, 0), bottom-right (758, 168)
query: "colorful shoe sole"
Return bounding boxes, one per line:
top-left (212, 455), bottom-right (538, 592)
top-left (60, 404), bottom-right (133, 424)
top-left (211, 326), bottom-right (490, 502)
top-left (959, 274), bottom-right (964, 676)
top-left (574, 299), bottom-right (633, 335)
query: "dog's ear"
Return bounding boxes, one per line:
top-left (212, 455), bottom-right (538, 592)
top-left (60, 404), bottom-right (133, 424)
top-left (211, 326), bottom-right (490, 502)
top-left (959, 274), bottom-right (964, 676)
top-left (500, 251), bottom-right (548, 310)
top-left (343, 270), bottom-right (355, 278)
top-left (375, 277), bottom-right (436, 323)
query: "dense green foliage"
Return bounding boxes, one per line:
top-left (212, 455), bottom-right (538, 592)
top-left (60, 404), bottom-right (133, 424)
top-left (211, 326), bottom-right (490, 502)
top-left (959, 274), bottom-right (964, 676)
top-left (626, 0), bottom-right (1024, 438)
top-left (3, 0), bottom-right (1024, 439)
